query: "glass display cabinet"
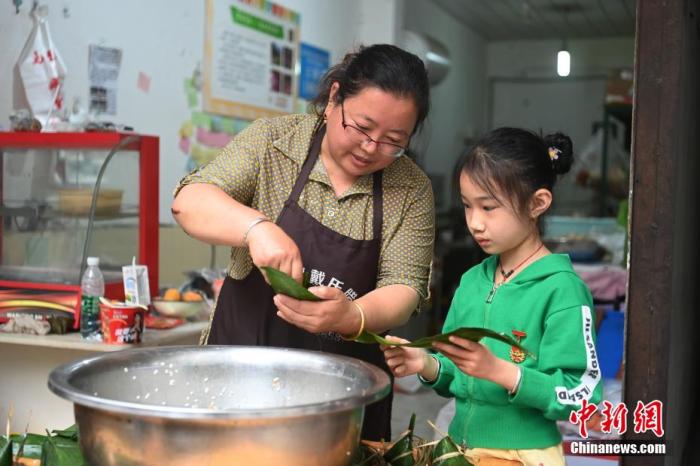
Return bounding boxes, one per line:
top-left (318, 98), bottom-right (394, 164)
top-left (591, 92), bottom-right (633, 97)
top-left (0, 132), bottom-right (159, 328)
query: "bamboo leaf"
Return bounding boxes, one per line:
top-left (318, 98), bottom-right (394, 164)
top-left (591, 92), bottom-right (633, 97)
top-left (10, 433), bottom-right (45, 460)
top-left (354, 330), bottom-right (386, 345)
top-left (0, 436), bottom-right (10, 466)
top-left (41, 430), bottom-right (86, 466)
top-left (262, 268), bottom-right (536, 359)
top-left (50, 425), bottom-right (78, 442)
top-left (431, 436), bottom-right (472, 465)
top-left (262, 267), bottom-right (321, 301)
top-left (355, 328), bottom-right (536, 359)
top-left (384, 413), bottom-right (416, 466)
top-left (352, 444), bottom-right (386, 466)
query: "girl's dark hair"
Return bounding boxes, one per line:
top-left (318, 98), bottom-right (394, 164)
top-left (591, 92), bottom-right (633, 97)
top-left (456, 127), bottom-right (574, 218)
top-left (310, 44), bottom-right (430, 135)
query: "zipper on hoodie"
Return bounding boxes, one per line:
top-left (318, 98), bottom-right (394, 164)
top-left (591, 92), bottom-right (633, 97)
top-left (465, 262), bottom-right (510, 444)
top-left (484, 283), bottom-right (499, 328)
top-left (485, 282), bottom-right (499, 303)
top-left (485, 281), bottom-right (504, 321)
top-left (465, 277), bottom-right (499, 444)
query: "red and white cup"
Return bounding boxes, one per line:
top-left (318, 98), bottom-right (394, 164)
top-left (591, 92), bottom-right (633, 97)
top-left (99, 302), bottom-right (145, 344)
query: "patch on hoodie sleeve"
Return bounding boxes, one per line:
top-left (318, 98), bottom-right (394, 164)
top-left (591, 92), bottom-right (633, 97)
top-left (554, 305), bottom-right (601, 405)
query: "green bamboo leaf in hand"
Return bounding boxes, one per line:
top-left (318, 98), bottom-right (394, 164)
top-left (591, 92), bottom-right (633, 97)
top-left (356, 328), bottom-right (536, 360)
top-left (262, 267), bottom-right (321, 301)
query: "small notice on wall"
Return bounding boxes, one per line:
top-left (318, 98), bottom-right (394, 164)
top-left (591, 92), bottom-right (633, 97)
top-left (88, 45), bottom-right (122, 115)
top-left (203, 0), bottom-right (300, 119)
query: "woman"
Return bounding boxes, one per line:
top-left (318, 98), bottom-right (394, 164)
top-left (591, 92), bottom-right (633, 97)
top-left (172, 44), bottom-right (434, 440)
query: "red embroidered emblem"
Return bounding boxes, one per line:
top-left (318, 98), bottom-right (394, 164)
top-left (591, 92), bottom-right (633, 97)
top-left (510, 329), bottom-right (527, 363)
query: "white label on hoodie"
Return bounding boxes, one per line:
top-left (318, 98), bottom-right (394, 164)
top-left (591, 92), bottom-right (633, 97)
top-left (555, 305), bottom-right (601, 405)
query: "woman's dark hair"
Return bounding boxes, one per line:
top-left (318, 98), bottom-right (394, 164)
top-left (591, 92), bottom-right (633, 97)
top-left (455, 127), bottom-right (574, 218)
top-left (310, 44), bottom-right (430, 135)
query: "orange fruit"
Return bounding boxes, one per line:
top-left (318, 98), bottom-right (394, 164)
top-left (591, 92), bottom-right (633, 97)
top-left (183, 291), bottom-right (203, 302)
top-left (163, 288), bottom-right (181, 301)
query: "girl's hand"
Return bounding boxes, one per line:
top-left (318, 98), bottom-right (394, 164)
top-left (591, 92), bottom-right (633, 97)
top-left (273, 286), bottom-right (359, 335)
top-left (247, 221), bottom-right (304, 284)
top-left (380, 336), bottom-right (432, 378)
top-left (433, 336), bottom-right (519, 390)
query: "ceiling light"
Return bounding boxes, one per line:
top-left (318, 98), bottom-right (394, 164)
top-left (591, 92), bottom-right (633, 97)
top-left (557, 44), bottom-right (570, 77)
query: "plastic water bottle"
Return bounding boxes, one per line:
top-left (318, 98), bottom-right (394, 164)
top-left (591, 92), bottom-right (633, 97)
top-left (80, 256), bottom-right (105, 340)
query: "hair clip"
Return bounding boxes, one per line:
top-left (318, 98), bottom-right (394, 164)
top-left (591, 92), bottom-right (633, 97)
top-left (548, 147), bottom-right (561, 161)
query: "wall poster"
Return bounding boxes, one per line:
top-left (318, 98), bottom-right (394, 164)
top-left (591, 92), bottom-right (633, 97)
top-left (203, 0), bottom-right (300, 119)
top-left (298, 42), bottom-right (330, 101)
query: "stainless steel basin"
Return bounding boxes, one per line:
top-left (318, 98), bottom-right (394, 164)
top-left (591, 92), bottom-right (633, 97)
top-left (48, 345), bottom-right (390, 466)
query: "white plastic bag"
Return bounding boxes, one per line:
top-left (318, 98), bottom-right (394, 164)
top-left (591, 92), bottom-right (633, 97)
top-left (14, 5), bottom-right (67, 126)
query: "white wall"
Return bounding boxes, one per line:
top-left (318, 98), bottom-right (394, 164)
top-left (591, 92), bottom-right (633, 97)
top-left (0, 0), bottom-right (401, 223)
top-left (487, 38), bottom-right (635, 216)
top-left (403, 0), bottom-right (487, 209)
top-left (488, 38), bottom-right (635, 78)
top-left (357, 0), bottom-right (404, 46)
top-left (0, 1), bottom-right (634, 218)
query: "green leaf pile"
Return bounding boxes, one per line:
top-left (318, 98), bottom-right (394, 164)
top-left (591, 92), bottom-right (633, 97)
top-left (0, 436), bottom-right (11, 466)
top-left (383, 413), bottom-right (416, 465)
top-left (353, 444), bottom-right (386, 465)
top-left (431, 436), bottom-right (472, 465)
top-left (41, 425), bottom-right (85, 466)
top-left (1, 425), bottom-right (85, 466)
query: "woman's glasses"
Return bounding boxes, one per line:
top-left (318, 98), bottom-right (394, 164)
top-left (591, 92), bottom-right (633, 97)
top-left (340, 104), bottom-right (407, 158)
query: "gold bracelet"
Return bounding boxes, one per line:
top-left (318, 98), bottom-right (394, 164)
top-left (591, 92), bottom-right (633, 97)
top-left (242, 217), bottom-right (270, 245)
top-left (341, 301), bottom-right (365, 341)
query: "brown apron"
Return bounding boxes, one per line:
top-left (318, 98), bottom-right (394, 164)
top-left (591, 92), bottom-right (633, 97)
top-left (207, 125), bottom-right (393, 441)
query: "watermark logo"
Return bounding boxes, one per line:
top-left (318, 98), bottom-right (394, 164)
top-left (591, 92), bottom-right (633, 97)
top-left (633, 400), bottom-right (664, 437)
top-left (569, 399), bottom-right (664, 439)
top-left (568, 399), bottom-right (666, 456)
top-left (568, 440), bottom-right (666, 456)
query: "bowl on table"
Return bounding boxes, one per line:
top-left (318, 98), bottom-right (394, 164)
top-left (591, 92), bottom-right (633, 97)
top-left (151, 298), bottom-right (209, 319)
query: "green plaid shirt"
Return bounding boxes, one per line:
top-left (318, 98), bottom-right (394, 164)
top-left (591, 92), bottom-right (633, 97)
top-left (175, 114), bottom-right (435, 306)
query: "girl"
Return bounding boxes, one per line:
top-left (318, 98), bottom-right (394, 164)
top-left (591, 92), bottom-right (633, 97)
top-left (382, 128), bottom-right (602, 465)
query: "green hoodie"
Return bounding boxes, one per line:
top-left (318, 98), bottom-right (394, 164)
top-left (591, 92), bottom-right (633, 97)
top-left (424, 254), bottom-right (603, 450)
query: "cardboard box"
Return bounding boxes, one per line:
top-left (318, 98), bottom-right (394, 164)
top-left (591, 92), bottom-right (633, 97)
top-left (605, 69), bottom-right (634, 105)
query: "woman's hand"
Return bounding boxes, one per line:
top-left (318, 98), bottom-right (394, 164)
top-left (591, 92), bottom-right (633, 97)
top-left (273, 286), bottom-right (360, 335)
top-left (433, 336), bottom-right (519, 390)
top-left (247, 221), bottom-right (304, 284)
top-left (380, 336), bottom-right (433, 379)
